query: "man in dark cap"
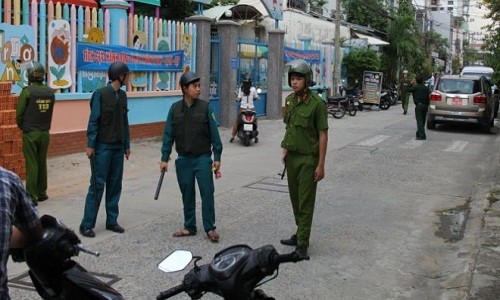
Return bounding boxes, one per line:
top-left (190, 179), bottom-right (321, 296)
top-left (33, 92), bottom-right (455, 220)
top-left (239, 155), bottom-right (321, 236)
top-left (159, 71), bottom-right (223, 243)
top-left (79, 62), bottom-right (131, 238)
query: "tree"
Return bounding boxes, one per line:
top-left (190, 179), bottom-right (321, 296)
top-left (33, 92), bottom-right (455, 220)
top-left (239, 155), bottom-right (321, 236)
top-left (342, 0), bottom-right (390, 33)
top-left (482, 0), bottom-right (500, 73)
top-left (342, 48), bottom-right (381, 85)
top-left (381, 1), bottom-right (421, 84)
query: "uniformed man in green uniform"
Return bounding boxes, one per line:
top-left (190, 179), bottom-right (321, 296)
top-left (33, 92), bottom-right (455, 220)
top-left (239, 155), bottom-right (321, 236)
top-left (16, 61), bottom-right (55, 206)
top-left (280, 59), bottom-right (329, 258)
top-left (409, 75), bottom-right (430, 140)
top-left (79, 62), bottom-right (131, 238)
top-left (399, 70), bottom-right (412, 114)
top-left (160, 71), bottom-right (223, 243)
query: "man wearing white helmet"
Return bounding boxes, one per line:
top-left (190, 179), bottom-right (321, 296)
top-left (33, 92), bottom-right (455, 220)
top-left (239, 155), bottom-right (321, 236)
top-left (399, 70), bottom-right (411, 114)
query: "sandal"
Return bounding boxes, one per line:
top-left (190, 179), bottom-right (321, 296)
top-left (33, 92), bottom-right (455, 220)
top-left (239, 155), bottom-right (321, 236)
top-left (172, 228), bottom-right (196, 237)
top-left (207, 230), bottom-right (219, 243)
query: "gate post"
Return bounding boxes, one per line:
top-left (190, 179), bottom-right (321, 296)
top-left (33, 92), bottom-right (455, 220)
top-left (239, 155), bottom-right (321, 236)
top-left (217, 20), bottom-right (240, 128)
top-left (267, 29), bottom-right (285, 119)
top-left (186, 15), bottom-right (213, 102)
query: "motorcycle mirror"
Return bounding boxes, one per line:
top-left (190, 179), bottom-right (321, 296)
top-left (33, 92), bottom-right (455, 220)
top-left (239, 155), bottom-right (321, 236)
top-left (158, 250), bottom-right (193, 273)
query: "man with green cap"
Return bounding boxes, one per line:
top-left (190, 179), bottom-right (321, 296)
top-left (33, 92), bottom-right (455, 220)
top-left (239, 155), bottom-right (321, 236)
top-left (280, 59), bottom-right (329, 258)
top-left (16, 61), bottom-right (55, 206)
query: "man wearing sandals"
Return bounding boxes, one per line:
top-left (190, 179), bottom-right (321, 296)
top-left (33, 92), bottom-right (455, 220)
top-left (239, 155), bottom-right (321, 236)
top-left (159, 71), bottom-right (222, 242)
top-left (280, 59), bottom-right (328, 258)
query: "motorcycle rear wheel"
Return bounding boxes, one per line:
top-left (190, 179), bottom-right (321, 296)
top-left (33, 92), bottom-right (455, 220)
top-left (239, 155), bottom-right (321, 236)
top-left (243, 135), bottom-right (251, 146)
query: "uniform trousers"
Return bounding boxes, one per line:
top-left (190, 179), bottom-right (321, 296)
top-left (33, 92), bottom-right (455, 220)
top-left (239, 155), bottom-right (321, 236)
top-left (286, 151), bottom-right (318, 248)
top-left (22, 130), bottom-right (50, 201)
top-left (175, 154), bottom-right (216, 234)
top-left (81, 145), bottom-right (124, 229)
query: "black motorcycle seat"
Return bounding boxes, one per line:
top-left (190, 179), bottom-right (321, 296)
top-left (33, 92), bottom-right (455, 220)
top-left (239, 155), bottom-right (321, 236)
top-left (327, 96), bottom-right (346, 103)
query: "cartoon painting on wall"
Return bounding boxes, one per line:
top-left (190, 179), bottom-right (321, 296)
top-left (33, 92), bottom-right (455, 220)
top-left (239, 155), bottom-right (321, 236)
top-left (131, 30), bottom-right (147, 88)
top-left (180, 34), bottom-right (192, 68)
top-left (48, 19), bottom-right (72, 89)
top-left (81, 27), bottom-right (107, 92)
top-left (0, 24), bottom-right (37, 93)
top-left (155, 37), bottom-right (170, 91)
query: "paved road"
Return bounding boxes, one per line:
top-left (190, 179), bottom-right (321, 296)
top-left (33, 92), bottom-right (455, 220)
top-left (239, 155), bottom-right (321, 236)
top-left (8, 104), bottom-right (500, 299)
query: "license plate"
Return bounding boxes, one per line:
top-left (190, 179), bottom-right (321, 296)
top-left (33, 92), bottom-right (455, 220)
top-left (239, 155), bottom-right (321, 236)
top-left (448, 97), bottom-right (463, 106)
top-left (243, 124), bottom-right (253, 131)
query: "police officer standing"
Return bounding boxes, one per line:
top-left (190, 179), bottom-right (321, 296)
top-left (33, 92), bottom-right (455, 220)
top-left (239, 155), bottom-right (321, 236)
top-left (399, 70), bottom-right (411, 115)
top-left (409, 75), bottom-right (430, 140)
top-left (159, 71), bottom-right (223, 243)
top-left (16, 61), bottom-right (55, 206)
top-left (280, 59), bottom-right (329, 258)
top-left (79, 62), bottom-right (131, 238)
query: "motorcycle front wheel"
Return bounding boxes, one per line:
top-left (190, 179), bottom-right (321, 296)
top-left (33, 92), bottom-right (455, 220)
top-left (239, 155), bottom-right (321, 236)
top-left (379, 99), bottom-right (390, 110)
top-left (347, 104), bottom-right (357, 116)
top-left (328, 104), bottom-right (346, 119)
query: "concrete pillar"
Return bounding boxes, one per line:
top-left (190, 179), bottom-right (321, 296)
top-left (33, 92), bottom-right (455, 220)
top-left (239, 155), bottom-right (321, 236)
top-left (217, 20), bottom-right (240, 128)
top-left (186, 15), bottom-right (213, 102)
top-left (266, 29), bottom-right (285, 119)
top-left (100, 0), bottom-right (130, 46)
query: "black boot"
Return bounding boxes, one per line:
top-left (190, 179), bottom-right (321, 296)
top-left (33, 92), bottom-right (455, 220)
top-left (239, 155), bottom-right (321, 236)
top-left (295, 246), bottom-right (309, 259)
top-left (280, 234), bottom-right (297, 246)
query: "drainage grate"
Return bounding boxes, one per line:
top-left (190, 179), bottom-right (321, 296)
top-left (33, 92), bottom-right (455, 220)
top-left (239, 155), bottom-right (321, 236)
top-left (245, 177), bottom-right (289, 193)
top-left (9, 271), bottom-right (122, 292)
top-left (436, 202), bottom-right (471, 242)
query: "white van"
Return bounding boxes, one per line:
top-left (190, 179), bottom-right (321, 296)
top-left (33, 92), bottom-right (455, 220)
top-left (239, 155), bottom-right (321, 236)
top-left (460, 66), bottom-right (494, 81)
top-left (461, 65), bottom-right (498, 117)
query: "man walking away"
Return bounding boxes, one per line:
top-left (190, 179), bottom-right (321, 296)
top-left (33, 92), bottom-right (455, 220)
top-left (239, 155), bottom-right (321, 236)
top-left (16, 61), bottom-right (55, 206)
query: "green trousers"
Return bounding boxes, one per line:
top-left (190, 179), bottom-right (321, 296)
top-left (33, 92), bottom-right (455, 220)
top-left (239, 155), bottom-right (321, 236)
top-left (415, 104), bottom-right (428, 139)
top-left (175, 154), bottom-right (216, 234)
top-left (286, 152), bottom-right (318, 248)
top-left (401, 93), bottom-right (410, 113)
top-left (22, 130), bottom-right (50, 202)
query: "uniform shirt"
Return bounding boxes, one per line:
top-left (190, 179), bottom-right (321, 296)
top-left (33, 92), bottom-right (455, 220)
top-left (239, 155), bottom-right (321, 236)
top-left (399, 77), bottom-right (412, 95)
top-left (16, 82), bottom-right (55, 132)
top-left (161, 99), bottom-right (222, 162)
top-left (87, 83), bottom-right (130, 151)
top-left (237, 87), bottom-right (259, 109)
top-left (0, 167), bottom-right (40, 297)
top-left (281, 90), bottom-right (329, 155)
top-left (410, 84), bottom-right (430, 106)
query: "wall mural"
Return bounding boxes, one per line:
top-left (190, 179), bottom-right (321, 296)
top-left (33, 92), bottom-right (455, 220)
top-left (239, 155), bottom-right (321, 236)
top-left (131, 30), bottom-right (148, 88)
top-left (81, 27), bottom-right (107, 93)
top-left (0, 24), bottom-right (37, 94)
top-left (48, 20), bottom-right (72, 89)
top-left (156, 37), bottom-right (170, 91)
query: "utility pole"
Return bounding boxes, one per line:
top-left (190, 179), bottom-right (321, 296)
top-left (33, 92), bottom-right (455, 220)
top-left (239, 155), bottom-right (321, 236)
top-left (332, 0), bottom-right (341, 96)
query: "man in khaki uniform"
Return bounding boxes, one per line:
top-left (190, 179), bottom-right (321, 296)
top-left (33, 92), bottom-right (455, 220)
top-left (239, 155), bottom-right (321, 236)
top-left (280, 59), bottom-right (329, 258)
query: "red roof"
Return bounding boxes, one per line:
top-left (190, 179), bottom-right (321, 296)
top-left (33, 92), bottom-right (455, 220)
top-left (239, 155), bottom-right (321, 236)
top-left (51, 0), bottom-right (98, 8)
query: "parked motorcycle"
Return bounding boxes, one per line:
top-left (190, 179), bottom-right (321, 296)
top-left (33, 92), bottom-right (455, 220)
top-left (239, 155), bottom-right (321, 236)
top-left (156, 244), bottom-right (309, 299)
top-left (236, 108), bottom-right (258, 146)
top-left (11, 215), bottom-right (124, 300)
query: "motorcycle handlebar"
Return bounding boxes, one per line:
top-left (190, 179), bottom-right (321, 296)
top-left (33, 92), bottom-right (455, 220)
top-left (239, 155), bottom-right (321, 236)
top-left (272, 252), bottom-right (310, 265)
top-left (156, 284), bottom-right (186, 300)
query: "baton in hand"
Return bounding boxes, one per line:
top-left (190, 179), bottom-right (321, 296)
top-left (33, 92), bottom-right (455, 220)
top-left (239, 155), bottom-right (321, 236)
top-left (279, 165), bottom-right (286, 180)
top-left (154, 169), bottom-right (166, 200)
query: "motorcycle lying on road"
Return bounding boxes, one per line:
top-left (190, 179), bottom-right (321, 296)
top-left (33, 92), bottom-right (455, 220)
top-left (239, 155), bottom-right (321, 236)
top-left (236, 108), bottom-right (258, 146)
top-left (10, 215), bottom-right (124, 300)
top-left (156, 244), bottom-right (309, 299)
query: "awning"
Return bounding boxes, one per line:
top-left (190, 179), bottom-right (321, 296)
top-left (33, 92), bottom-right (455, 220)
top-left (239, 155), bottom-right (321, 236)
top-left (203, 4), bottom-right (262, 21)
top-left (239, 44), bottom-right (267, 59)
top-left (354, 33), bottom-right (389, 46)
top-left (129, 0), bottom-right (160, 6)
top-left (52, 0), bottom-right (98, 8)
